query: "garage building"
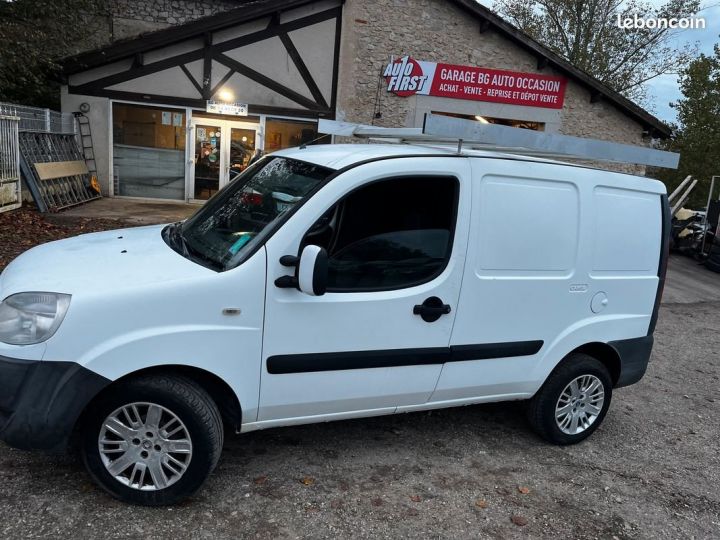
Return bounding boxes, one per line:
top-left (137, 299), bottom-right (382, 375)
top-left (61, 0), bottom-right (670, 202)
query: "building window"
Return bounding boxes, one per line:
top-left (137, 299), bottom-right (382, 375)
top-left (432, 111), bottom-right (545, 131)
top-left (112, 104), bottom-right (186, 200)
top-left (264, 118), bottom-right (327, 152)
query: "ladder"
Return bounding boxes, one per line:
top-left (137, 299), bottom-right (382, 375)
top-left (319, 113), bottom-right (680, 169)
top-left (74, 113), bottom-right (99, 186)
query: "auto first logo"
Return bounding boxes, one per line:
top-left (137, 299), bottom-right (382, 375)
top-left (383, 56), bottom-right (429, 97)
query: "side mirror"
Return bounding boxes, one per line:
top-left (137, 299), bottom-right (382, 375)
top-left (274, 245), bottom-right (328, 296)
top-left (298, 245), bottom-right (328, 296)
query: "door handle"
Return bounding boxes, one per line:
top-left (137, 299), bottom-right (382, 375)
top-left (413, 296), bottom-right (452, 323)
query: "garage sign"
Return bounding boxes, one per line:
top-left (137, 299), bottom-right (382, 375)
top-left (206, 100), bottom-right (248, 116)
top-left (383, 55), bottom-right (567, 109)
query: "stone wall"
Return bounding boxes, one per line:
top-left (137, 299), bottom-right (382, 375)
top-left (109, 0), bottom-right (240, 40)
top-left (337, 0), bottom-right (649, 173)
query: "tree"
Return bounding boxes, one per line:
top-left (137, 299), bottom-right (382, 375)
top-left (492, 0), bottom-right (701, 105)
top-left (0, 0), bottom-right (110, 109)
top-left (651, 47), bottom-right (720, 208)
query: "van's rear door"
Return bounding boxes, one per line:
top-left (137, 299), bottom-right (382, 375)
top-left (430, 158), bottom-right (664, 403)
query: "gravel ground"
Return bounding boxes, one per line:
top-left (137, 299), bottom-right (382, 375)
top-left (0, 301), bottom-right (717, 539)
top-left (0, 208), bottom-right (718, 538)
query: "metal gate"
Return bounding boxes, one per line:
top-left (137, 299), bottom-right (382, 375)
top-left (1, 102), bottom-right (102, 213)
top-left (19, 131), bottom-right (100, 212)
top-left (0, 107), bottom-right (21, 213)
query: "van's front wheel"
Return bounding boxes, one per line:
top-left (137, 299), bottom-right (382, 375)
top-left (528, 354), bottom-right (612, 445)
top-left (80, 375), bottom-right (223, 506)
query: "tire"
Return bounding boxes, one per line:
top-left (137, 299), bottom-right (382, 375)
top-left (80, 374), bottom-right (224, 506)
top-left (706, 241), bottom-right (720, 272)
top-left (527, 353), bottom-right (612, 445)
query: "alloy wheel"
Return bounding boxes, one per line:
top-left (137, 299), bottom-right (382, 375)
top-left (554, 375), bottom-right (605, 435)
top-left (98, 402), bottom-right (193, 491)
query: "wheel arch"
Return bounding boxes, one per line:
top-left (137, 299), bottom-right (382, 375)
top-left (567, 342), bottom-right (621, 386)
top-left (73, 365), bottom-right (243, 437)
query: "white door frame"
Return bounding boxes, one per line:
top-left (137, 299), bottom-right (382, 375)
top-left (187, 116), bottom-right (262, 203)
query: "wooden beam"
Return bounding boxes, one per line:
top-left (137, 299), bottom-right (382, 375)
top-left (180, 64), bottom-right (203, 96)
top-left (268, 11), bottom-right (280, 28)
top-left (278, 32), bottom-right (328, 108)
top-left (214, 53), bottom-right (327, 111)
top-left (70, 49), bottom-right (205, 95)
top-left (212, 7), bottom-right (341, 55)
top-left (67, 87), bottom-right (333, 118)
top-left (68, 8), bottom-right (341, 101)
top-left (209, 68), bottom-right (235, 98)
top-left (62, 0), bottom-right (320, 72)
top-left (202, 32), bottom-right (213, 100)
top-left (330, 10), bottom-right (342, 113)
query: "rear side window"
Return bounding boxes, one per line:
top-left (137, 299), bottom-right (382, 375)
top-left (304, 176), bottom-right (459, 291)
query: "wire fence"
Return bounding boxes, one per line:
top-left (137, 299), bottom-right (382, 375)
top-left (0, 102), bottom-right (77, 135)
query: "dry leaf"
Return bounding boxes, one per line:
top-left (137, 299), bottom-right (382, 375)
top-left (410, 495), bottom-right (422, 502)
top-left (511, 515), bottom-right (528, 526)
top-left (79, 482), bottom-right (95, 493)
top-left (518, 486), bottom-right (531, 495)
top-left (475, 499), bottom-right (488, 509)
top-left (253, 475), bottom-right (268, 485)
top-left (301, 476), bottom-right (315, 486)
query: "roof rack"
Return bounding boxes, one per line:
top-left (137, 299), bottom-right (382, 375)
top-left (318, 113), bottom-right (679, 169)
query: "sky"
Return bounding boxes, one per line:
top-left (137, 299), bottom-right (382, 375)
top-left (645, 3), bottom-right (720, 124)
top-left (478, 1), bottom-right (720, 125)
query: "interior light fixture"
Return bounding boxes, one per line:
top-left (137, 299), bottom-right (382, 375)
top-left (218, 89), bottom-right (234, 102)
top-left (474, 115), bottom-right (490, 124)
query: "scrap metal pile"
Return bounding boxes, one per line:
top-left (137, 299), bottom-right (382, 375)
top-left (669, 175), bottom-right (720, 272)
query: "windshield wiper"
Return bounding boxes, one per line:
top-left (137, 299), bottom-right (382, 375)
top-left (171, 223), bottom-right (224, 271)
top-left (166, 222), bottom-right (188, 256)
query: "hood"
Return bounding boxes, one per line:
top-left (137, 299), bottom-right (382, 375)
top-left (0, 224), bottom-right (212, 299)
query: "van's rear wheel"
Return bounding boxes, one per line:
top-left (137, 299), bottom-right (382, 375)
top-left (81, 375), bottom-right (223, 506)
top-left (527, 354), bottom-right (612, 445)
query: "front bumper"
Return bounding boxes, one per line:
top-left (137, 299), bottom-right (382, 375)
top-left (0, 355), bottom-right (110, 451)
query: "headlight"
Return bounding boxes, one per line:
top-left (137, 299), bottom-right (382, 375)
top-left (0, 292), bottom-right (71, 345)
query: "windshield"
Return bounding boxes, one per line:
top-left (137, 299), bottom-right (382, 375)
top-left (177, 156), bottom-right (332, 270)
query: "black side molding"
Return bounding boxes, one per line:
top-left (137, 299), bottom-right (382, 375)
top-left (450, 341), bottom-right (543, 362)
top-left (266, 340), bottom-right (544, 374)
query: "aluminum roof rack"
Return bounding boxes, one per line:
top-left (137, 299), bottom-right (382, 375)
top-left (319, 113), bottom-right (679, 169)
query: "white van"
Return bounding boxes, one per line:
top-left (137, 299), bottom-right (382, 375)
top-left (0, 144), bottom-right (668, 505)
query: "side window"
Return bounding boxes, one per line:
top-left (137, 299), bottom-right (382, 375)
top-left (303, 176), bottom-right (459, 291)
